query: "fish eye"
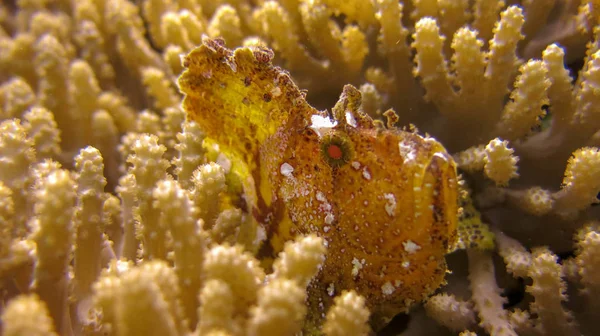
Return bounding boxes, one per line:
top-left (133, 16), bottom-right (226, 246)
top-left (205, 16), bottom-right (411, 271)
top-left (320, 133), bottom-right (353, 167)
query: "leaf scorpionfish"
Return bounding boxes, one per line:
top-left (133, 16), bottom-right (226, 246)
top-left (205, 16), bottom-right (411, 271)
top-left (178, 38), bottom-right (459, 330)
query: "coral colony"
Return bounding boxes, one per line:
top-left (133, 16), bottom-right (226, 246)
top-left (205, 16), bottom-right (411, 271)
top-left (0, 1), bottom-right (599, 336)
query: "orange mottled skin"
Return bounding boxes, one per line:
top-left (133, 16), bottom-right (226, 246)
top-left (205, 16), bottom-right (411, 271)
top-left (178, 38), bottom-right (459, 330)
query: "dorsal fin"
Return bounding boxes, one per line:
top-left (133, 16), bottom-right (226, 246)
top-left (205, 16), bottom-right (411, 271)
top-left (178, 37), bottom-right (316, 175)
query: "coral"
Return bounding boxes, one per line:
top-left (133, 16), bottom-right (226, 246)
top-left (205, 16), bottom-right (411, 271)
top-left (322, 290), bottom-right (371, 336)
top-left (424, 293), bottom-right (476, 332)
top-left (1, 294), bottom-right (58, 336)
top-left (0, 0), bottom-right (599, 336)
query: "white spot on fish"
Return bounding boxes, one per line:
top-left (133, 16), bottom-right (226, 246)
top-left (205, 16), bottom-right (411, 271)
top-left (327, 283), bottom-right (335, 296)
top-left (362, 167), bottom-right (371, 180)
top-left (270, 86), bottom-right (282, 97)
top-left (399, 140), bottom-right (416, 164)
top-left (351, 258), bottom-right (364, 278)
top-left (310, 114), bottom-right (337, 137)
top-left (280, 162), bottom-right (294, 177)
top-left (384, 193), bottom-right (396, 217)
top-left (345, 111), bottom-right (357, 127)
top-left (403, 240), bottom-right (421, 254)
top-left (381, 281), bottom-right (395, 295)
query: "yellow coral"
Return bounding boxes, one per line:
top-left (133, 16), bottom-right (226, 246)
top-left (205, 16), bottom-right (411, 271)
top-left (1, 294), bottom-right (58, 336)
top-left (322, 290), bottom-right (371, 336)
top-left (30, 169), bottom-right (76, 334)
top-left (247, 278), bottom-right (307, 336)
top-left (1, 0), bottom-right (600, 335)
top-left (424, 293), bottom-right (475, 332)
top-left (527, 247), bottom-right (579, 336)
top-left (483, 138), bottom-right (519, 186)
top-left (73, 147), bottom-right (108, 300)
top-left (152, 179), bottom-right (206, 327)
top-left (556, 147), bottom-right (600, 212)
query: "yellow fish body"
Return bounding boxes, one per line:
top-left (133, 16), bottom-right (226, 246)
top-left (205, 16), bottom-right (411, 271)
top-left (178, 38), bottom-right (459, 330)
